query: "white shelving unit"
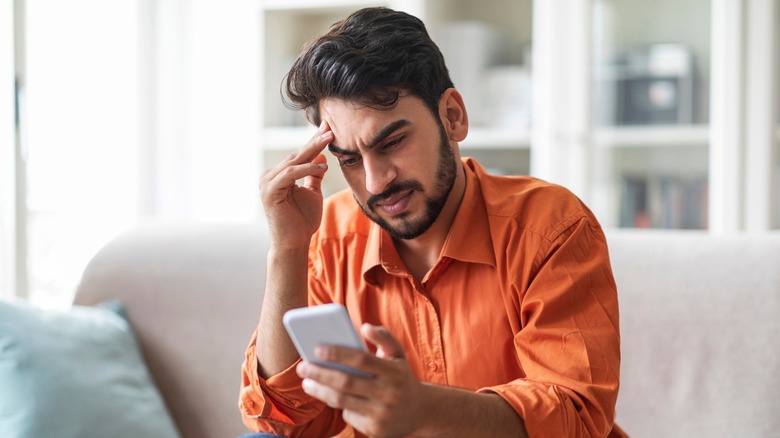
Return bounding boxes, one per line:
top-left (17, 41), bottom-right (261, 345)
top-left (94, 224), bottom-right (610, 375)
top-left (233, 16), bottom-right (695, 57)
top-left (256, 0), bottom-right (778, 231)
top-left (586, 0), bottom-right (713, 229)
top-left (595, 125), bottom-right (709, 148)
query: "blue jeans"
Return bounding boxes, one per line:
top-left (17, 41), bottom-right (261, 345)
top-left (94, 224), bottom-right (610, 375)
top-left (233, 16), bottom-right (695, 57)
top-left (236, 433), bottom-right (284, 438)
top-left (236, 434), bottom-right (285, 438)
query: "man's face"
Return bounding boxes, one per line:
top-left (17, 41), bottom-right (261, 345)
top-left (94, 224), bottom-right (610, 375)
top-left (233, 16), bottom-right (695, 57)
top-left (321, 95), bottom-right (458, 240)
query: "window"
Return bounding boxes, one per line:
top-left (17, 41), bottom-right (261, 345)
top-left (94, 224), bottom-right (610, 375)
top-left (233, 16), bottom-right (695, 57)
top-left (3, 0), bottom-right (259, 307)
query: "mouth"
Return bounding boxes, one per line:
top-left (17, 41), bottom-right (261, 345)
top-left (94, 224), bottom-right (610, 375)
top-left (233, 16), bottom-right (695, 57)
top-left (373, 190), bottom-right (413, 216)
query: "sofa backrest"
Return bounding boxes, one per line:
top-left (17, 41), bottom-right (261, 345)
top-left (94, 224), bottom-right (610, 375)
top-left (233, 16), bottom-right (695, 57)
top-left (607, 230), bottom-right (780, 437)
top-left (75, 225), bottom-right (780, 437)
top-left (74, 223), bottom-right (268, 438)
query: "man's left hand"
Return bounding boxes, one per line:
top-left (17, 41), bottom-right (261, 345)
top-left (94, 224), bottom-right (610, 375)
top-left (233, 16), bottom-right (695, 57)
top-left (296, 323), bottom-right (424, 438)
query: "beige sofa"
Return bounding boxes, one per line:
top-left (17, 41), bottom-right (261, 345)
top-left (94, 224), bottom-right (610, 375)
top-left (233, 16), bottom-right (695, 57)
top-left (74, 224), bottom-right (780, 437)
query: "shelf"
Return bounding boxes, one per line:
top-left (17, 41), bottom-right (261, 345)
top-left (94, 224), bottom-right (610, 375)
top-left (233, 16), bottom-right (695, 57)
top-left (254, 0), bottom-right (779, 232)
top-left (595, 125), bottom-right (709, 148)
top-left (261, 127), bottom-right (317, 151)
top-left (461, 127), bottom-right (530, 150)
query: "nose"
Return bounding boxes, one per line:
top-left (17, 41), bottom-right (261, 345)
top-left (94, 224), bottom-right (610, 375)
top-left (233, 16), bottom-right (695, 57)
top-left (363, 155), bottom-right (396, 195)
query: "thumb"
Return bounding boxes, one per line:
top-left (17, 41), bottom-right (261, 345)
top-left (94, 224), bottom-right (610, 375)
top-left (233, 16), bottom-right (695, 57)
top-left (361, 323), bottom-right (405, 360)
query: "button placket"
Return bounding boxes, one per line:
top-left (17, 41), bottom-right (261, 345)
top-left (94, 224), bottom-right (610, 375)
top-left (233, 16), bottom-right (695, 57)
top-left (413, 281), bottom-right (447, 385)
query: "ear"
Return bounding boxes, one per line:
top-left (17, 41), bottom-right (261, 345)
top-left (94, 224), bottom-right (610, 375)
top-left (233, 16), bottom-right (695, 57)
top-left (438, 88), bottom-right (468, 142)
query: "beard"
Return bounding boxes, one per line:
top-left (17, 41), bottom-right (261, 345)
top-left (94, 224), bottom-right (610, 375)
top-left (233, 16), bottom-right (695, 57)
top-left (355, 120), bottom-right (458, 240)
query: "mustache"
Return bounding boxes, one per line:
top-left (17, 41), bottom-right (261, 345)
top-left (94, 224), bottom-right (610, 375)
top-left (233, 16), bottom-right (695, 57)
top-left (367, 180), bottom-right (424, 210)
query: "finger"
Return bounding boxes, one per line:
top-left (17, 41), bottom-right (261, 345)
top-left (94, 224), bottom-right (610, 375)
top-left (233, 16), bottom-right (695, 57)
top-left (259, 122), bottom-right (332, 187)
top-left (284, 121), bottom-right (333, 167)
top-left (297, 354), bottom-right (378, 400)
top-left (260, 125), bottom-right (330, 193)
top-left (314, 344), bottom-right (381, 377)
top-left (361, 324), bottom-right (405, 360)
top-left (301, 154), bottom-right (329, 193)
top-left (297, 363), bottom-right (373, 413)
top-left (301, 377), bottom-right (369, 411)
top-left (259, 164), bottom-right (327, 207)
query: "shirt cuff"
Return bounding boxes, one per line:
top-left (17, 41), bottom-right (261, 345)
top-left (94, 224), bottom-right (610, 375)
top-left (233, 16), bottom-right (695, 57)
top-left (239, 330), bottom-right (326, 426)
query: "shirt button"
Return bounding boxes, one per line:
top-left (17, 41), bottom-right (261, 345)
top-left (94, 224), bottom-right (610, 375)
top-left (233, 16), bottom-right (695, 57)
top-left (428, 362), bottom-right (438, 371)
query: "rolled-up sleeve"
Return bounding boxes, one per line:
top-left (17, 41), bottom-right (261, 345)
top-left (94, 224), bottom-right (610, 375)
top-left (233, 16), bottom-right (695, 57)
top-left (238, 328), bottom-right (347, 437)
top-left (479, 215), bottom-right (621, 437)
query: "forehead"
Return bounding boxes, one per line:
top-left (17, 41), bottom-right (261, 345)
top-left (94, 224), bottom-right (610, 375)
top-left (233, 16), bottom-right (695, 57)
top-left (319, 96), bottom-right (432, 143)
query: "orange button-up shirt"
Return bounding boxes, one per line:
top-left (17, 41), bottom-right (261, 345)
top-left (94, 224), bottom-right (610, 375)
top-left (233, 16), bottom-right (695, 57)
top-left (240, 158), bottom-right (624, 437)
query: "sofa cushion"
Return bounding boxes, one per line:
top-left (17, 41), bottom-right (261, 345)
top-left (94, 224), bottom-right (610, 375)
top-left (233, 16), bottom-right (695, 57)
top-left (0, 299), bottom-right (180, 438)
top-left (608, 231), bottom-right (780, 437)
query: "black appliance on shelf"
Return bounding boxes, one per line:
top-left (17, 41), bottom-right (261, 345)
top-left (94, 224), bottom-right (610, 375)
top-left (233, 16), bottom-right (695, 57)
top-left (598, 44), bottom-right (697, 125)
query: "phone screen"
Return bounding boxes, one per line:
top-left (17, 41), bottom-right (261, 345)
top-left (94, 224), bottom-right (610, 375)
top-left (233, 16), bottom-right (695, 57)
top-left (283, 304), bottom-right (370, 378)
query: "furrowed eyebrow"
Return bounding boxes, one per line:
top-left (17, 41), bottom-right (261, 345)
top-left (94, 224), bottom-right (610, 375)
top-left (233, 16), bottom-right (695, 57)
top-left (327, 143), bottom-right (355, 156)
top-left (327, 119), bottom-right (411, 155)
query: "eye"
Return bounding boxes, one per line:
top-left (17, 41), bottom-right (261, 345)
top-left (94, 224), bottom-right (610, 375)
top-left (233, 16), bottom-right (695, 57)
top-left (382, 135), bottom-right (405, 150)
top-left (339, 156), bottom-right (362, 168)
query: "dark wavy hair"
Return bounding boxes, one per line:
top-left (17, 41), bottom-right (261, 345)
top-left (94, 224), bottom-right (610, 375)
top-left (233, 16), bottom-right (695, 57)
top-left (283, 7), bottom-right (454, 126)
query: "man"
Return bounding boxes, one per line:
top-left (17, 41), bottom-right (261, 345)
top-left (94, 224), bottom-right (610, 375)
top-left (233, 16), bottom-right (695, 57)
top-left (239, 7), bottom-right (624, 438)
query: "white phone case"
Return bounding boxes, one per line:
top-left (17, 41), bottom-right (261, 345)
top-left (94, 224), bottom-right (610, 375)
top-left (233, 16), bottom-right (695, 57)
top-left (283, 304), bottom-right (369, 378)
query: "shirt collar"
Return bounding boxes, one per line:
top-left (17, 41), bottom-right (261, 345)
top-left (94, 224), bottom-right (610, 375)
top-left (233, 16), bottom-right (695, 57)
top-left (440, 158), bottom-right (496, 267)
top-left (361, 158), bottom-right (496, 282)
top-left (361, 222), bottom-right (408, 279)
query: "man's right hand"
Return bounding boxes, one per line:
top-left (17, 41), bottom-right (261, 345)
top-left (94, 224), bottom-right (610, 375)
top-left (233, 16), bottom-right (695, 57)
top-left (259, 121), bottom-right (333, 249)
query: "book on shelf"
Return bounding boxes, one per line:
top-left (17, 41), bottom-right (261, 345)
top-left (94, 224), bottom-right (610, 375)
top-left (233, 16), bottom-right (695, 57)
top-left (619, 175), bottom-right (708, 229)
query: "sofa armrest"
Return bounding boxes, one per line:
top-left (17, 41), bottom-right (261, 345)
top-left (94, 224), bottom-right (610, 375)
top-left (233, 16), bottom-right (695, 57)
top-left (74, 223), bottom-right (268, 438)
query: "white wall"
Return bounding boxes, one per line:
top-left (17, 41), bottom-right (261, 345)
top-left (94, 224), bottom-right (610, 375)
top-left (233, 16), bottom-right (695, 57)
top-left (0, 0), bottom-right (17, 299)
top-left (148, 0), bottom-right (259, 222)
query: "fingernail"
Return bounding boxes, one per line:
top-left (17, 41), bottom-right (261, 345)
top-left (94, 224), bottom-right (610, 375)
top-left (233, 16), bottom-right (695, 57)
top-left (317, 163), bottom-right (327, 169)
top-left (320, 131), bottom-right (333, 140)
top-left (302, 378), bottom-right (314, 392)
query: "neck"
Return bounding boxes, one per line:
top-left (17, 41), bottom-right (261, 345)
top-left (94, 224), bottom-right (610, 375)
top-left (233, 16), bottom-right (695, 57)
top-left (394, 162), bottom-right (467, 282)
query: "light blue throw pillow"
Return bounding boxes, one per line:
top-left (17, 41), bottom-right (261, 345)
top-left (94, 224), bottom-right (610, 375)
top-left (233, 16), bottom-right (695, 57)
top-left (0, 299), bottom-right (180, 438)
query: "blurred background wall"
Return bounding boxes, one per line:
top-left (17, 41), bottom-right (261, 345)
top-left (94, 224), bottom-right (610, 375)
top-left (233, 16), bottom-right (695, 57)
top-left (1, 0), bottom-right (778, 307)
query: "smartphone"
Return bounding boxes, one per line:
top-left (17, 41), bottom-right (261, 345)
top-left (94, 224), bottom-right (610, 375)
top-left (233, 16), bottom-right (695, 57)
top-left (283, 304), bottom-right (370, 378)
